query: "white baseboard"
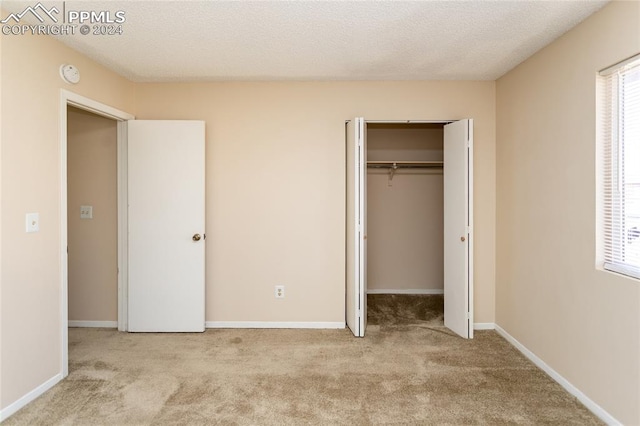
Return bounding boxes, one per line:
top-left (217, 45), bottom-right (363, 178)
top-left (495, 325), bottom-right (621, 426)
top-left (473, 322), bottom-right (495, 330)
top-left (367, 289), bottom-right (444, 295)
top-left (0, 373), bottom-right (62, 422)
top-left (205, 321), bottom-right (345, 329)
top-left (68, 321), bottom-right (117, 328)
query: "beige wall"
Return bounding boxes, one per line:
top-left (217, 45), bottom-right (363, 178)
top-left (496, 1), bottom-right (640, 424)
top-left (367, 126), bottom-right (444, 162)
top-left (367, 126), bottom-right (444, 292)
top-left (0, 29), bottom-right (134, 410)
top-left (134, 81), bottom-right (496, 324)
top-left (67, 107), bottom-right (118, 322)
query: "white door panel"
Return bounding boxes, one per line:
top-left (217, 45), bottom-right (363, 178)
top-left (128, 120), bottom-right (205, 332)
top-left (346, 117), bottom-right (366, 337)
top-left (444, 119), bottom-right (473, 338)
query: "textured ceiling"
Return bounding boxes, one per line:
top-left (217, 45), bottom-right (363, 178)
top-left (2, 1), bottom-right (609, 82)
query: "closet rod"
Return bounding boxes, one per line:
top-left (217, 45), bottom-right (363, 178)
top-left (366, 161), bottom-right (443, 169)
top-left (368, 161), bottom-right (442, 185)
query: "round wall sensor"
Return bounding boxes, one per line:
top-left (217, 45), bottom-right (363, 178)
top-left (60, 64), bottom-right (80, 84)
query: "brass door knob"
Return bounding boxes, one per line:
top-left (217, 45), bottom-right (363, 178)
top-left (460, 236), bottom-right (466, 242)
top-left (192, 234), bottom-right (201, 241)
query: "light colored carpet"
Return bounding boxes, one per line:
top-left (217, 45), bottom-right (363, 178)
top-left (5, 296), bottom-right (602, 425)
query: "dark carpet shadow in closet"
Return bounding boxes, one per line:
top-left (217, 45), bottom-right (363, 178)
top-left (367, 294), bottom-right (444, 326)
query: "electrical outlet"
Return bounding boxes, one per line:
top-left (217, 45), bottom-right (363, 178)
top-left (80, 205), bottom-right (93, 219)
top-left (275, 285), bottom-right (285, 299)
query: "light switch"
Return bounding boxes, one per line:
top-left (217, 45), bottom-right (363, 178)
top-left (80, 205), bottom-right (93, 219)
top-left (26, 213), bottom-right (39, 233)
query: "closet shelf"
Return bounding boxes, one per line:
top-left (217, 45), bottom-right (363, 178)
top-left (366, 161), bottom-right (443, 169)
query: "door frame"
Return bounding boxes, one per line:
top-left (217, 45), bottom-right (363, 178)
top-left (59, 90), bottom-right (134, 377)
top-left (347, 118), bottom-right (474, 337)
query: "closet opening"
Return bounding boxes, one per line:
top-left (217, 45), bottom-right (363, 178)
top-left (365, 123), bottom-right (446, 328)
top-left (346, 117), bottom-right (472, 338)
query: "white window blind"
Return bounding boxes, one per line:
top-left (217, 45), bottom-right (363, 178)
top-left (599, 54), bottom-right (640, 280)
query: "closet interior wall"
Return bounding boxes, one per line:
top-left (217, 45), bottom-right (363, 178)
top-left (367, 123), bottom-right (444, 294)
top-left (67, 107), bottom-right (118, 323)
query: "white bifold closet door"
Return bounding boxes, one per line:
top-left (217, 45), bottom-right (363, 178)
top-left (444, 119), bottom-right (473, 339)
top-left (346, 117), bottom-right (367, 337)
top-left (127, 120), bottom-right (206, 332)
top-left (348, 118), bottom-right (473, 339)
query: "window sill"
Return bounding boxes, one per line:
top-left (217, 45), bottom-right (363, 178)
top-left (602, 262), bottom-right (640, 281)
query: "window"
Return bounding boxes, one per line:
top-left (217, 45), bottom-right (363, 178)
top-left (599, 54), bottom-right (640, 280)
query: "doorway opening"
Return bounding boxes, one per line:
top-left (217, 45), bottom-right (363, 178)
top-left (365, 123), bottom-right (445, 328)
top-left (60, 90), bottom-right (134, 377)
top-left (67, 107), bottom-right (118, 329)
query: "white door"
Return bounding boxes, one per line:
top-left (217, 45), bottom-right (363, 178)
top-left (346, 117), bottom-right (367, 337)
top-left (444, 119), bottom-right (474, 339)
top-left (127, 120), bottom-right (206, 332)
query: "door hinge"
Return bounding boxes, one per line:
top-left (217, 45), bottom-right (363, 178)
top-left (466, 311), bottom-right (470, 320)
